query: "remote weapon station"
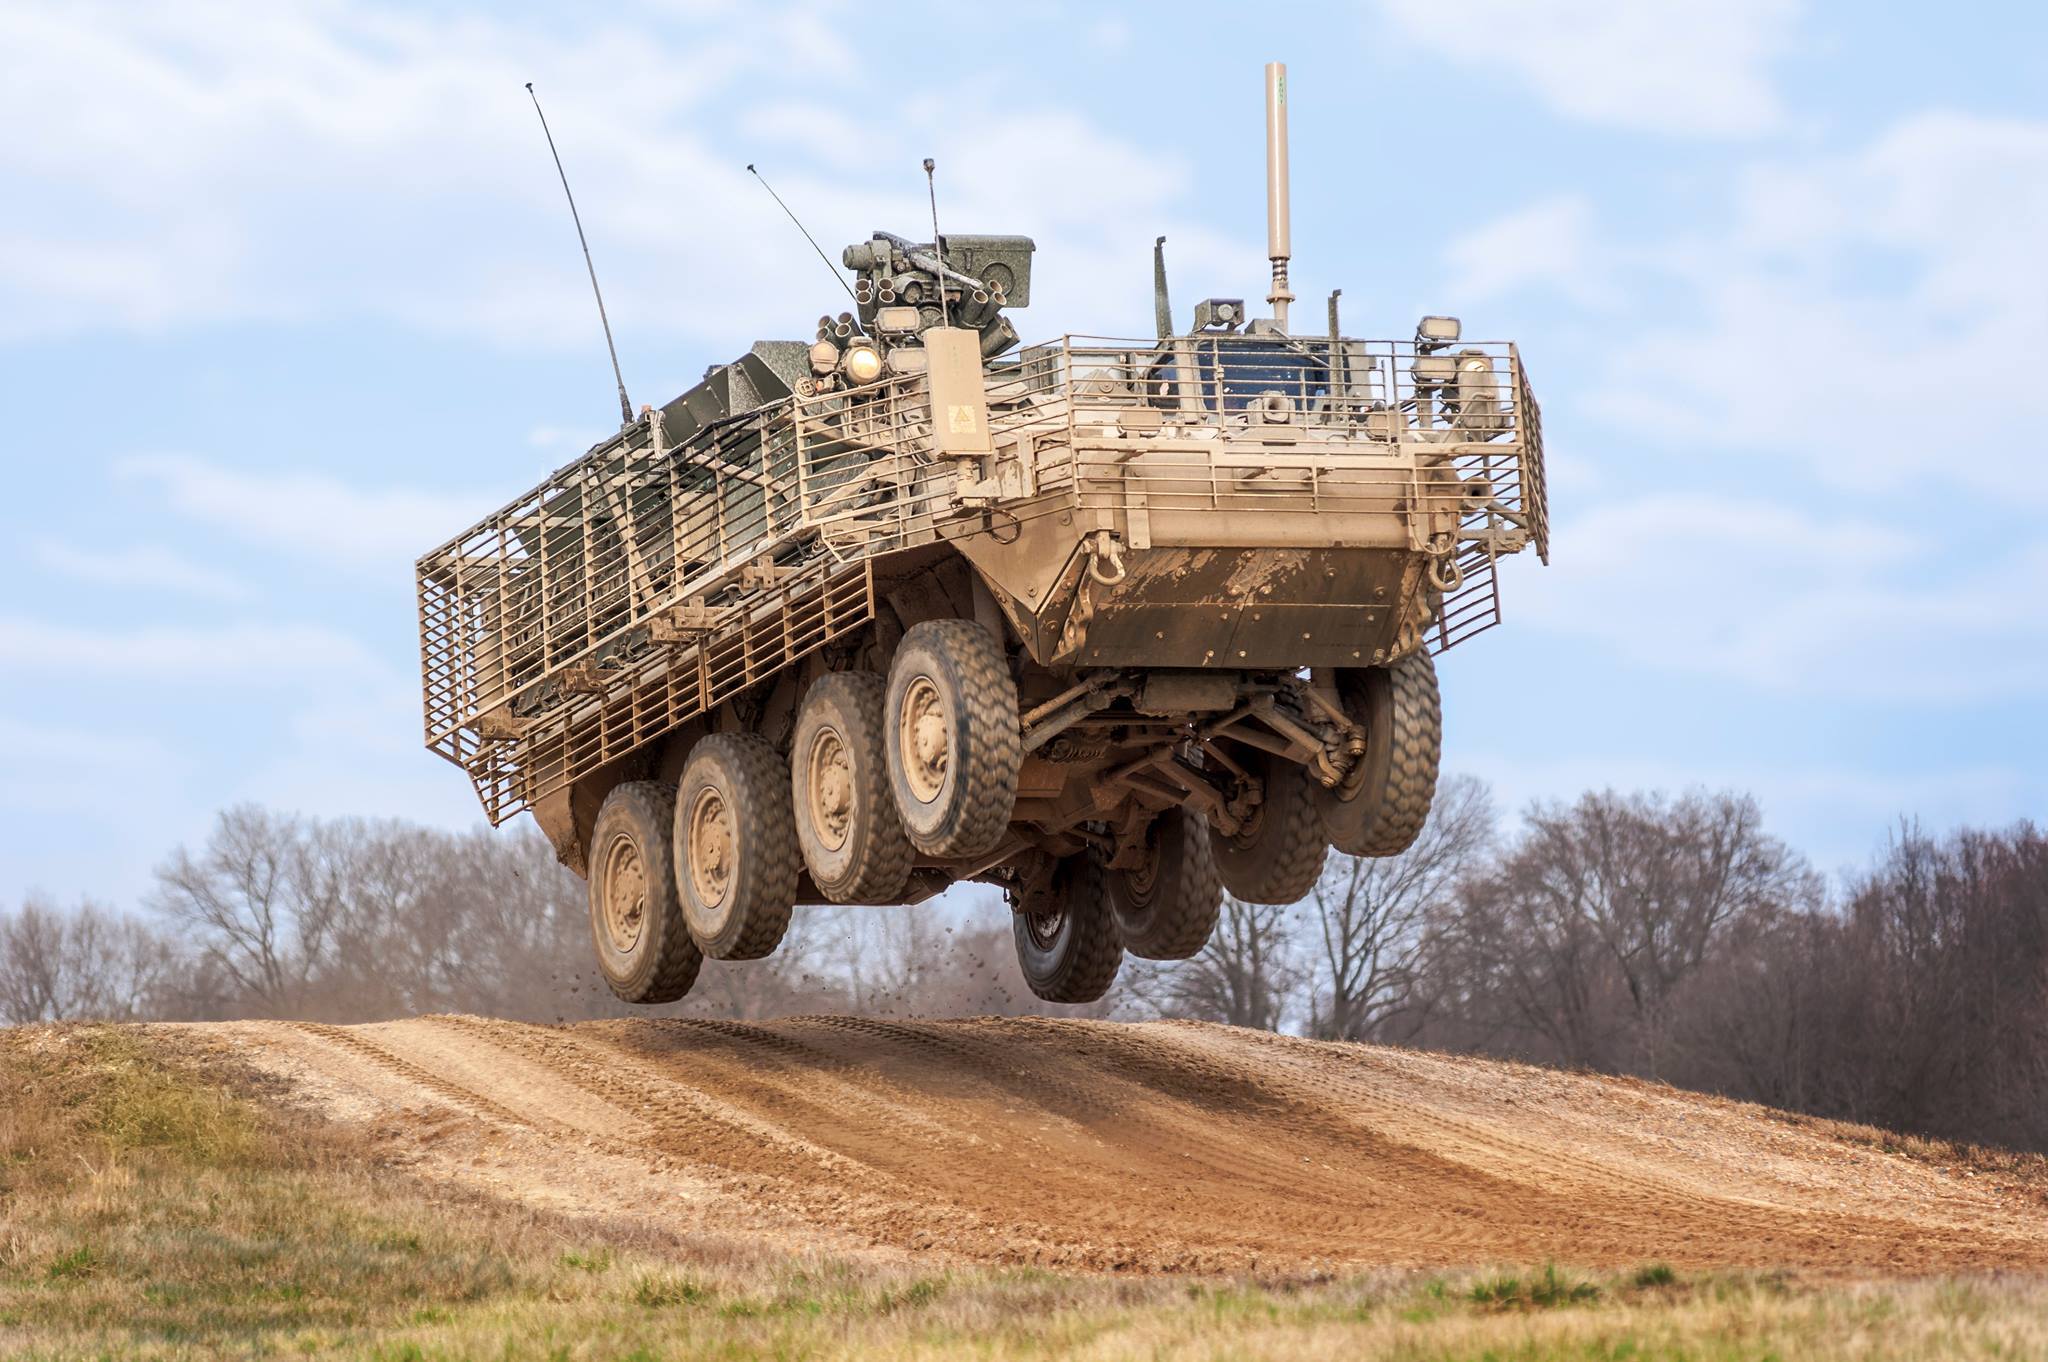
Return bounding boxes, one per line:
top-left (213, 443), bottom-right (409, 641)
top-left (418, 65), bottom-right (1549, 1004)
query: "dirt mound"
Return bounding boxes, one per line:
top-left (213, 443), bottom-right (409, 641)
top-left (163, 1015), bottom-right (2048, 1274)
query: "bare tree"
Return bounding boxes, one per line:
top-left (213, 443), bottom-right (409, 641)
top-left (150, 805), bottom-right (342, 1015)
top-left (0, 897), bottom-right (179, 1023)
top-left (1307, 775), bottom-right (1493, 1042)
top-left (1141, 893), bottom-right (1300, 1031)
top-left (1419, 790), bottom-right (1819, 1076)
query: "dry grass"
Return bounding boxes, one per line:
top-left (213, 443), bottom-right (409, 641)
top-left (4, 1025), bottom-right (2048, 1361)
top-left (1769, 1107), bottom-right (2048, 1207)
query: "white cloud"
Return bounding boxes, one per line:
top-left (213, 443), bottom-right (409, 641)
top-left (1373, 0), bottom-right (1800, 137)
top-left (1604, 111), bottom-right (2048, 491)
top-left (0, 616), bottom-right (383, 682)
top-left (1461, 111), bottom-right (2048, 493)
top-left (32, 539), bottom-right (255, 602)
top-left (0, 717), bottom-right (181, 817)
top-left (1086, 17), bottom-right (1133, 56)
top-left (1441, 195), bottom-right (1612, 307)
top-left (0, 1), bottom-right (1248, 348)
top-left (235, 672), bottom-right (483, 831)
top-left (1513, 494), bottom-right (2047, 701)
top-left (114, 453), bottom-right (489, 572)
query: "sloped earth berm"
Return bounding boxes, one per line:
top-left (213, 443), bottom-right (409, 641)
top-left (155, 1015), bottom-right (2048, 1276)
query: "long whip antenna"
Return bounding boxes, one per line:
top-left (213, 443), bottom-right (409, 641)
top-left (923, 158), bottom-right (952, 328)
top-left (526, 82), bottom-right (633, 428)
top-left (746, 164), bottom-right (861, 309)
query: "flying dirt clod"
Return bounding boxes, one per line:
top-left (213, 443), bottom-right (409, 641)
top-left (414, 63), bottom-right (1550, 1005)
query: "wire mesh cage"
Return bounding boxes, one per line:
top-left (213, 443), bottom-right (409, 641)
top-left (418, 333), bottom-right (1546, 824)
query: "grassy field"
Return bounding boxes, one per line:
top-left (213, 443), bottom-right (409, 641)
top-left (3, 1027), bottom-right (2045, 1361)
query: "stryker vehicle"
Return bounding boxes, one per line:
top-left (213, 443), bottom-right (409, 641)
top-left (416, 64), bottom-right (1548, 1004)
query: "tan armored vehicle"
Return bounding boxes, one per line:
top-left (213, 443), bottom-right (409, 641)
top-left (417, 65), bottom-right (1548, 1004)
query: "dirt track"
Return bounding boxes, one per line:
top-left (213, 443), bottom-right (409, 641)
top-left (166, 1016), bottom-right (2048, 1274)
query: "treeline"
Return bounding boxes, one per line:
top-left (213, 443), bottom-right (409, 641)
top-left (5, 789), bottom-right (2043, 1152)
top-left (0, 806), bottom-right (1098, 1028)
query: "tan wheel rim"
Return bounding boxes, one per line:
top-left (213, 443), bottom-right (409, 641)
top-left (599, 830), bottom-right (648, 954)
top-left (687, 786), bottom-right (734, 909)
top-left (1124, 829), bottom-right (1160, 908)
top-left (1025, 906), bottom-right (1066, 950)
top-left (898, 674), bottom-right (949, 806)
top-left (806, 726), bottom-right (854, 852)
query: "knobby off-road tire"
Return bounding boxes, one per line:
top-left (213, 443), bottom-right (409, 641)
top-left (791, 672), bottom-right (914, 904)
top-left (1213, 746), bottom-right (1329, 904)
top-left (588, 781), bottom-right (702, 1004)
top-left (1313, 650), bottom-right (1443, 858)
top-left (674, 733), bottom-right (799, 960)
top-left (1013, 855), bottom-right (1124, 1004)
top-left (885, 619), bottom-right (1021, 859)
top-left (1108, 807), bottom-right (1223, 960)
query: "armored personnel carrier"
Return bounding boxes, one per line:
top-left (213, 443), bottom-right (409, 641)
top-left (416, 65), bottom-right (1548, 1004)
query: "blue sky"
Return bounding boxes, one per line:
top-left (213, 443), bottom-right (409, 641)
top-left (3, 0), bottom-right (2044, 907)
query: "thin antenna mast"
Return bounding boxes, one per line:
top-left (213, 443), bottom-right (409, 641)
top-left (746, 164), bottom-right (861, 309)
top-left (1264, 61), bottom-right (1294, 332)
top-left (1153, 236), bottom-right (1174, 338)
top-left (525, 83), bottom-right (633, 428)
top-left (923, 158), bottom-right (952, 328)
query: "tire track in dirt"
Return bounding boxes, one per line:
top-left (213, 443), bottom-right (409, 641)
top-left (176, 1015), bottom-right (2048, 1275)
top-left (1131, 1022), bottom-right (2033, 1271)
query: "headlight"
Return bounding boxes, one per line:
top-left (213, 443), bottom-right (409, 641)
top-left (1416, 314), bottom-right (1461, 346)
top-left (842, 343), bottom-right (884, 385)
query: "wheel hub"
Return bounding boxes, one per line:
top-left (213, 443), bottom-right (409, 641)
top-left (1123, 830), bottom-right (1161, 907)
top-left (687, 787), bottom-right (734, 908)
top-left (900, 675), bottom-right (950, 804)
top-left (599, 831), bottom-right (648, 953)
top-left (808, 728), bottom-right (854, 851)
top-left (1025, 906), bottom-right (1066, 950)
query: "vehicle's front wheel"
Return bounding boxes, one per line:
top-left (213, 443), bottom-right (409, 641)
top-left (588, 781), bottom-right (701, 1003)
top-left (1013, 855), bottom-right (1123, 1004)
top-left (1108, 808), bottom-right (1222, 959)
top-left (885, 618), bottom-right (1021, 858)
top-left (675, 733), bottom-right (799, 960)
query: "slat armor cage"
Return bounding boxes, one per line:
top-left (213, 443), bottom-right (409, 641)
top-left (418, 335), bottom-right (1547, 824)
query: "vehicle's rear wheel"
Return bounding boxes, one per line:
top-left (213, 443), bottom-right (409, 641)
top-left (1312, 650), bottom-right (1442, 858)
top-left (588, 781), bottom-right (701, 1003)
top-left (1213, 746), bottom-right (1328, 904)
top-left (1108, 808), bottom-right (1222, 959)
top-left (792, 672), bottom-right (914, 904)
top-left (675, 733), bottom-right (798, 960)
top-left (1013, 855), bottom-right (1124, 1004)
top-left (885, 618), bottom-right (1021, 858)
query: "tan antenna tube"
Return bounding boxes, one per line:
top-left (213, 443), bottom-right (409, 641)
top-left (1264, 61), bottom-right (1294, 332)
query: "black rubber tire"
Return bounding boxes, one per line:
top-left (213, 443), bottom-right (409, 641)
top-left (673, 733), bottom-right (799, 960)
top-left (791, 672), bottom-right (914, 904)
top-left (1213, 746), bottom-right (1329, 904)
top-left (1013, 855), bottom-right (1124, 1004)
top-left (1313, 650), bottom-right (1443, 858)
top-left (884, 618), bottom-right (1021, 858)
top-left (587, 781), bottom-right (701, 1004)
top-left (1108, 808), bottom-right (1223, 960)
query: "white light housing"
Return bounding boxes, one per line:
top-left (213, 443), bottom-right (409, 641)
top-left (1412, 354), bottom-right (1458, 386)
top-left (842, 343), bottom-right (884, 384)
top-left (874, 305), bottom-right (921, 334)
top-left (1417, 315), bottom-right (1462, 345)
